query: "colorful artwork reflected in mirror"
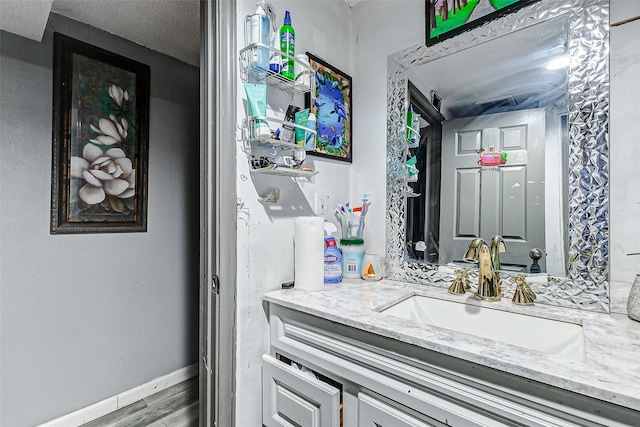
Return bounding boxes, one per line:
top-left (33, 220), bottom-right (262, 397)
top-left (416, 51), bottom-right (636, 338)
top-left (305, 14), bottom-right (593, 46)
top-left (426, 0), bottom-right (540, 46)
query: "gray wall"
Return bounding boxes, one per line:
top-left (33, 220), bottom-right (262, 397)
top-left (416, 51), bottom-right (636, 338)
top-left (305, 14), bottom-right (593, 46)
top-left (0, 14), bottom-right (200, 427)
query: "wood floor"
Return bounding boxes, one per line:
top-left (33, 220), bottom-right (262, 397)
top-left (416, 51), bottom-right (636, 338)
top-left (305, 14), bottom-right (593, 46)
top-left (83, 377), bottom-right (198, 427)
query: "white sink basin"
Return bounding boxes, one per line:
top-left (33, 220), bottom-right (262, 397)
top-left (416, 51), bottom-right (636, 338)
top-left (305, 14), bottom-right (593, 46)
top-left (380, 295), bottom-right (586, 361)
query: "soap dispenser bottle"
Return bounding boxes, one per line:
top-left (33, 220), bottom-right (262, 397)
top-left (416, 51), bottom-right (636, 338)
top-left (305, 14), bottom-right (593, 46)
top-left (247, 1), bottom-right (271, 71)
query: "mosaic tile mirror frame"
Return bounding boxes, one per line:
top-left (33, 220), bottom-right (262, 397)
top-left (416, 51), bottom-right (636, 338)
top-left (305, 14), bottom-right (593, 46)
top-left (386, 0), bottom-right (609, 312)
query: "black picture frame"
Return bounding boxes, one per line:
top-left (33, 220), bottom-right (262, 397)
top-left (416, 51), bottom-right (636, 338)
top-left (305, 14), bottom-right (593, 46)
top-left (425, 0), bottom-right (541, 46)
top-left (305, 52), bottom-right (352, 163)
top-left (51, 33), bottom-right (150, 234)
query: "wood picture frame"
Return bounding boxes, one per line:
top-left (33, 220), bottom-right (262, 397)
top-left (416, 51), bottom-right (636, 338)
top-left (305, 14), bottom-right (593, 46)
top-left (426, 0), bottom-right (541, 46)
top-left (51, 33), bottom-right (150, 234)
top-left (305, 52), bottom-right (352, 163)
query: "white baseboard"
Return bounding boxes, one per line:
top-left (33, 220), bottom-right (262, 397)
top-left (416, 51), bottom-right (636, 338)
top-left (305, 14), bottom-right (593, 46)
top-left (38, 363), bottom-right (198, 427)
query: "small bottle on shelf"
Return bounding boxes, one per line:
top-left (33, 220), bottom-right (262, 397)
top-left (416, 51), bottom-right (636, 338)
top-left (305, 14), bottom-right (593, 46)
top-left (305, 112), bottom-right (316, 149)
top-left (294, 54), bottom-right (311, 90)
top-left (268, 6), bottom-right (281, 74)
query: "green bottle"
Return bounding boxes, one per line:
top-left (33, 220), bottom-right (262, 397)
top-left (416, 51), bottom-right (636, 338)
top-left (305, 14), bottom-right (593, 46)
top-left (280, 11), bottom-right (295, 80)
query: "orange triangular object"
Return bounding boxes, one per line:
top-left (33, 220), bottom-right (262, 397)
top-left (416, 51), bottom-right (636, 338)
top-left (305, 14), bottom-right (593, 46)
top-left (365, 262), bottom-right (376, 278)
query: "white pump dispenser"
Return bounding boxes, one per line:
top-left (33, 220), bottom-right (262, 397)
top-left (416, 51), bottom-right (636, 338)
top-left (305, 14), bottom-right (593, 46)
top-left (248, 1), bottom-right (270, 71)
top-left (262, 2), bottom-right (281, 73)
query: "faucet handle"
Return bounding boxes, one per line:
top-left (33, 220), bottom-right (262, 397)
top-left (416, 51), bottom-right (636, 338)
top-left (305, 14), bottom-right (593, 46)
top-left (448, 268), bottom-right (472, 295)
top-left (460, 268), bottom-right (472, 291)
top-left (511, 274), bottom-right (536, 305)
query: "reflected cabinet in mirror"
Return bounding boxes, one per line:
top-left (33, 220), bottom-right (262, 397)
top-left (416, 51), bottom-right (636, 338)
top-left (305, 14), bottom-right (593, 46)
top-left (386, 0), bottom-right (609, 312)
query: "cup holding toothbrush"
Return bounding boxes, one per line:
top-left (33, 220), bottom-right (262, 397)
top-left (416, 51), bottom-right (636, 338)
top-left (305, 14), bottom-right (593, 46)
top-left (347, 209), bottom-right (364, 239)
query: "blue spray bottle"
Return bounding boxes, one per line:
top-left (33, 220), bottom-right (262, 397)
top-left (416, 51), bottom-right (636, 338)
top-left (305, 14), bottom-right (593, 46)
top-left (324, 222), bottom-right (342, 283)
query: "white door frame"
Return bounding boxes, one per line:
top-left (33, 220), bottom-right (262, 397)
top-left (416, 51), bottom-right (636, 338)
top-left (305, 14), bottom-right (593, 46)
top-left (200, 0), bottom-right (237, 426)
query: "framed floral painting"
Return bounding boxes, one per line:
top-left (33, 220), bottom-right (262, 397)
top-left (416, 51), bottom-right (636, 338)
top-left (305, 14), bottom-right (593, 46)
top-left (51, 33), bottom-right (150, 234)
top-left (305, 52), bottom-right (352, 163)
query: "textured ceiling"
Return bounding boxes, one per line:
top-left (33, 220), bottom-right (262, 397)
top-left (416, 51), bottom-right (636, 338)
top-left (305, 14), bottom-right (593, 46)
top-left (52, 0), bottom-right (200, 66)
top-left (0, 0), bottom-right (370, 66)
top-left (0, 0), bottom-right (200, 66)
top-left (0, 0), bottom-right (53, 41)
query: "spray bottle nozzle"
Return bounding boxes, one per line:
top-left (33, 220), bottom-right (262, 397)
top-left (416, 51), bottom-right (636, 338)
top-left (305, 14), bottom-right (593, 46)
top-left (324, 222), bottom-right (338, 237)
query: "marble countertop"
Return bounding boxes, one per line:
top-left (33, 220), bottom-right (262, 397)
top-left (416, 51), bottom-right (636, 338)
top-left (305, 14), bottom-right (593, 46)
top-left (263, 279), bottom-right (640, 412)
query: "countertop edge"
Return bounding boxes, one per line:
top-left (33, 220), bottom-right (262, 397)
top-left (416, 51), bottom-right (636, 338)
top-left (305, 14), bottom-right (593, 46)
top-left (263, 280), bottom-right (640, 413)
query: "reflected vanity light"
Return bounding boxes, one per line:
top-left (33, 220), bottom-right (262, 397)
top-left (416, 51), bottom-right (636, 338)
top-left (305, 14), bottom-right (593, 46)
top-left (546, 55), bottom-right (569, 70)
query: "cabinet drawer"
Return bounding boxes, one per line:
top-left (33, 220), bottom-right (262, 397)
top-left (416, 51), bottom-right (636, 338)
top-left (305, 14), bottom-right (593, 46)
top-left (358, 393), bottom-right (446, 427)
top-left (263, 355), bottom-right (341, 427)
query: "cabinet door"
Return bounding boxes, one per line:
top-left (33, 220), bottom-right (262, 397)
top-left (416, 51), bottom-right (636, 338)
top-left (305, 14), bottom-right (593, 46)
top-left (358, 393), bottom-right (446, 427)
top-left (263, 355), bottom-right (341, 427)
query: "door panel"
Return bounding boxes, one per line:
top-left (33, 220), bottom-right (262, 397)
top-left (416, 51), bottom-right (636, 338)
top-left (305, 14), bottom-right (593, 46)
top-left (501, 125), bottom-right (527, 149)
top-left (500, 166), bottom-right (527, 240)
top-left (440, 109), bottom-right (546, 270)
top-left (358, 393), bottom-right (444, 427)
top-left (455, 169), bottom-right (480, 238)
top-left (457, 129), bottom-right (482, 153)
top-left (263, 355), bottom-right (341, 427)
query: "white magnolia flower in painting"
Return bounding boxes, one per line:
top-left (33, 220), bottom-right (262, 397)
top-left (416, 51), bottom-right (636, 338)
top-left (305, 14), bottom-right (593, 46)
top-left (108, 84), bottom-right (129, 108)
top-left (71, 144), bottom-right (136, 209)
top-left (90, 115), bottom-right (129, 146)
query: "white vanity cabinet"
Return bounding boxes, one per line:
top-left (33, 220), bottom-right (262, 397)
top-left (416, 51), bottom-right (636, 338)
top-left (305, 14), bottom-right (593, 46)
top-left (357, 393), bottom-right (447, 427)
top-left (262, 355), bottom-right (341, 427)
top-left (263, 302), bottom-right (639, 427)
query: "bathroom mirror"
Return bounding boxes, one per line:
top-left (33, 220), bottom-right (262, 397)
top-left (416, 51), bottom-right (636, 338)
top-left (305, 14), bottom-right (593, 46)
top-left (406, 16), bottom-right (569, 277)
top-left (386, 0), bottom-right (609, 312)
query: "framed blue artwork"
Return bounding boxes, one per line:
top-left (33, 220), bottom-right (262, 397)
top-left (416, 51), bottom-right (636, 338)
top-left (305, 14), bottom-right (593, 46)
top-left (305, 52), bottom-right (352, 163)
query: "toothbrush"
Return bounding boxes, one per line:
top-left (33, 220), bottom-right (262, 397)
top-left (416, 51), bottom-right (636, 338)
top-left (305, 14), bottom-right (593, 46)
top-left (334, 208), bottom-right (348, 238)
top-left (357, 194), bottom-right (371, 238)
top-left (334, 209), bottom-right (344, 236)
top-left (356, 217), bottom-right (364, 239)
top-left (361, 194), bottom-right (371, 217)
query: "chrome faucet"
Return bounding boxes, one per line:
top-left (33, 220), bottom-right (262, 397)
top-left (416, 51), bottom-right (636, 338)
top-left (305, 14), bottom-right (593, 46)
top-left (463, 238), bottom-right (502, 301)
